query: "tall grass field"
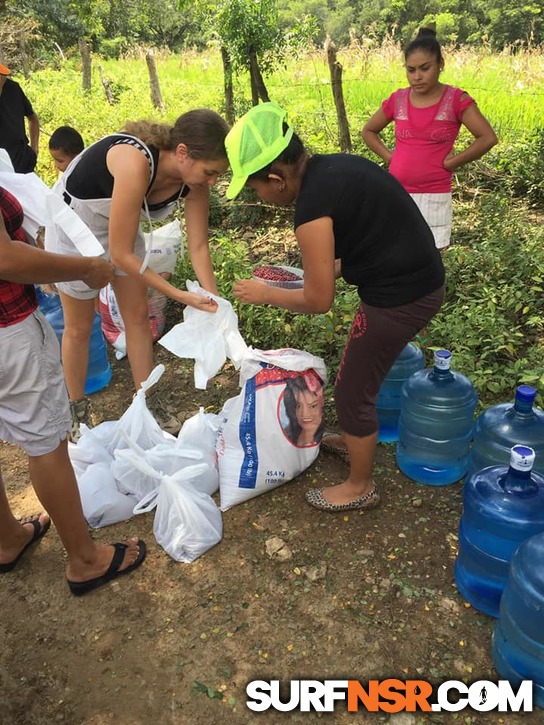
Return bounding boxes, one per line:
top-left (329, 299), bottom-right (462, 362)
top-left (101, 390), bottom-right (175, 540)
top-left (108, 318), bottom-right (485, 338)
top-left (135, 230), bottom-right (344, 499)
top-left (28, 43), bottom-right (544, 179)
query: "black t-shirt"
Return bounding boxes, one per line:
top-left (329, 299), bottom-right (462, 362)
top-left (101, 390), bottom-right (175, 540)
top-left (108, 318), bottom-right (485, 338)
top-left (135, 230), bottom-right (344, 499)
top-left (65, 134), bottom-right (189, 210)
top-left (294, 154), bottom-right (445, 307)
top-left (0, 78), bottom-right (37, 172)
top-left (0, 78), bottom-right (33, 146)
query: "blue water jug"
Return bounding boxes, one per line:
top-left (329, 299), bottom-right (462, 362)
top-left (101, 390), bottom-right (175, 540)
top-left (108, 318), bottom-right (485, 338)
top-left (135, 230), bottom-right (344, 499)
top-left (492, 531), bottom-right (544, 708)
top-left (377, 342), bottom-right (425, 443)
top-left (454, 445), bottom-right (544, 618)
top-left (396, 350), bottom-right (478, 485)
top-left (467, 385), bottom-right (544, 479)
top-left (36, 287), bottom-right (112, 395)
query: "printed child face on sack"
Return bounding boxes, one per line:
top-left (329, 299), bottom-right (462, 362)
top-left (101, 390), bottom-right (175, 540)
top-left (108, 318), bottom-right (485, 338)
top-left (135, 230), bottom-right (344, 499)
top-left (280, 374), bottom-right (325, 447)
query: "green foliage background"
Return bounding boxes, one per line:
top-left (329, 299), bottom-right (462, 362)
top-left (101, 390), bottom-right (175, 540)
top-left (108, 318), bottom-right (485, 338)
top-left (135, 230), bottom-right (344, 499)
top-left (2, 0), bottom-right (544, 57)
top-left (22, 45), bottom-right (544, 409)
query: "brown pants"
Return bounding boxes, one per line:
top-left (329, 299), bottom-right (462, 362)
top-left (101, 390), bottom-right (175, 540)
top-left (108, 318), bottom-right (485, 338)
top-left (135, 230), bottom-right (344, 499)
top-left (334, 286), bottom-right (444, 437)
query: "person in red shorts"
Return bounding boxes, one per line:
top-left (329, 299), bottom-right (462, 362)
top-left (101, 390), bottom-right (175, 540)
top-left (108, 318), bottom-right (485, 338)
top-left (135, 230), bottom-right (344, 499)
top-left (0, 185), bottom-right (146, 595)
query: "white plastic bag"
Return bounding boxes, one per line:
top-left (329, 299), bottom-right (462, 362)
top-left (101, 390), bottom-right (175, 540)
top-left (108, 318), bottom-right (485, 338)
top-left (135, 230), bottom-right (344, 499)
top-left (145, 446), bottom-right (219, 496)
top-left (112, 447), bottom-right (164, 501)
top-left (142, 220), bottom-right (184, 274)
top-left (158, 281), bottom-right (248, 389)
top-left (99, 221), bottom-right (183, 359)
top-left (77, 462), bottom-right (139, 528)
top-left (113, 438), bottom-right (218, 498)
top-left (0, 169), bottom-right (104, 255)
top-left (68, 364), bottom-right (172, 484)
top-left (216, 348), bottom-right (327, 511)
top-left (112, 364), bottom-right (174, 451)
top-left (176, 406), bottom-right (222, 454)
top-left (134, 464), bottom-right (223, 563)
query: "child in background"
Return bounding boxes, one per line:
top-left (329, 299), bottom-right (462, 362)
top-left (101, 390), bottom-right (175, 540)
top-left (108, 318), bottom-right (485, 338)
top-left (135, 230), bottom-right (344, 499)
top-left (361, 27), bottom-right (498, 250)
top-left (48, 125), bottom-right (84, 173)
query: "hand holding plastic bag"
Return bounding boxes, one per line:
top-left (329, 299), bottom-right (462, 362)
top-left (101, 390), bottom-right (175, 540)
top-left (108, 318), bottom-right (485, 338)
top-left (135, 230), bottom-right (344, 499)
top-left (159, 281), bottom-right (248, 389)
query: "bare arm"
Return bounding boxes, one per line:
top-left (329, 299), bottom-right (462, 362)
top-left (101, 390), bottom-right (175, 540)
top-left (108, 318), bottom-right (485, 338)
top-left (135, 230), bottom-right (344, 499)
top-left (361, 108), bottom-right (394, 165)
top-left (443, 101), bottom-right (498, 172)
top-left (0, 213), bottom-right (114, 288)
top-left (232, 217), bottom-right (336, 314)
top-left (27, 112), bottom-right (40, 156)
top-left (183, 185), bottom-right (218, 295)
top-left (106, 145), bottom-right (217, 312)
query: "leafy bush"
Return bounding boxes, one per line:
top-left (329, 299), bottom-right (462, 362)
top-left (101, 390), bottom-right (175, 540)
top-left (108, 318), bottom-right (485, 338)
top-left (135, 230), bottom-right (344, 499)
top-left (427, 193), bottom-right (544, 408)
top-left (99, 37), bottom-right (130, 60)
top-left (493, 129), bottom-right (544, 207)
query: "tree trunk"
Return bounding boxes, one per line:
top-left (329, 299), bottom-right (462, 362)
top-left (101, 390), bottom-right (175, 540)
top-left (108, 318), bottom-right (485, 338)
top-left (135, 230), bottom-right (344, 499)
top-left (18, 30), bottom-right (30, 78)
top-left (146, 50), bottom-right (165, 112)
top-left (98, 65), bottom-right (116, 105)
top-left (325, 36), bottom-right (352, 153)
top-left (249, 50), bottom-right (270, 104)
top-left (221, 46), bottom-right (235, 125)
top-left (79, 39), bottom-right (92, 93)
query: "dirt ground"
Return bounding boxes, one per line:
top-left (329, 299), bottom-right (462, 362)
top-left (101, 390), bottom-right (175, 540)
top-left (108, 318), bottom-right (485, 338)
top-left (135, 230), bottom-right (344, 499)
top-left (0, 316), bottom-right (541, 725)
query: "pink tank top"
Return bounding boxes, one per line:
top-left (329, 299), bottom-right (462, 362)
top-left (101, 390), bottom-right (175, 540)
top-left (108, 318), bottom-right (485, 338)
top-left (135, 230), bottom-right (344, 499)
top-left (382, 85), bottom-right (474, 193)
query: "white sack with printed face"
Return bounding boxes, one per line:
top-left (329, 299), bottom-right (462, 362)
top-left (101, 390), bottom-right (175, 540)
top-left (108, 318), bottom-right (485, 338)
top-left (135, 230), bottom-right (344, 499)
top-left (216, 348), bottom-right (327, 511)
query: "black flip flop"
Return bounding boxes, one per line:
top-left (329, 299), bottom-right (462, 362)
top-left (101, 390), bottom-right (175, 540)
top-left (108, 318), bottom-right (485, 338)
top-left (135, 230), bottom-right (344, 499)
top-left (0, 516), bottom-right (51, 573)
top-left (67, 540), bottom-right (147, 596)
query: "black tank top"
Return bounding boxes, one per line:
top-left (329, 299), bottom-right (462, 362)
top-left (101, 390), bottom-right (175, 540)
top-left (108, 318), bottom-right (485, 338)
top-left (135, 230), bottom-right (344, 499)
top-left (65, 134), bottom-right (189, 210)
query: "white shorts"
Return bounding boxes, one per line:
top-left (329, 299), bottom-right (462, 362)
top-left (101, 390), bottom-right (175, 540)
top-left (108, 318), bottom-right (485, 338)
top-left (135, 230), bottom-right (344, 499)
top-left (410, 193), bottom-right (452, 250)
top-left (54, 196), bottom-right (146, 300)
top-left (0, 310), bottom-right (71, 456)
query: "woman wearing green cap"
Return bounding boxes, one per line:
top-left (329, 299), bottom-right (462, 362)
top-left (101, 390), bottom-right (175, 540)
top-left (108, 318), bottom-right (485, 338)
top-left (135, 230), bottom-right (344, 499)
top-left (226, 102), bottom-right (445, 513)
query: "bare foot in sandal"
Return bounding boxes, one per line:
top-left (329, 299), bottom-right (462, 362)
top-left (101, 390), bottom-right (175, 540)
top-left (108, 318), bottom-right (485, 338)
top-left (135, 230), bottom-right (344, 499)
top-left (66, 538), bottom-right (146, 595)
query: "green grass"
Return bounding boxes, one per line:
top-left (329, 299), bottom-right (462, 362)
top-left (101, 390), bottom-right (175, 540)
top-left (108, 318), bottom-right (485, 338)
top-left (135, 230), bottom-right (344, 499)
top-left (29, 43), bottom-right (544, 184)
top-left (24, 44), bottom-right (544, 407)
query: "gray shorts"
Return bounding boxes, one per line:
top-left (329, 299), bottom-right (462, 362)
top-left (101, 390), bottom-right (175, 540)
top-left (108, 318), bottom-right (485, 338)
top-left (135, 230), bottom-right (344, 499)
top-left (0, 310), bottom-right (71, 456)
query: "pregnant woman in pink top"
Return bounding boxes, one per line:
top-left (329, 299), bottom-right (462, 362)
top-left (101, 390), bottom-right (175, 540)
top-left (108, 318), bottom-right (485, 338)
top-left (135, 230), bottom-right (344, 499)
top-left (362, 27), bottom-right (498, 250)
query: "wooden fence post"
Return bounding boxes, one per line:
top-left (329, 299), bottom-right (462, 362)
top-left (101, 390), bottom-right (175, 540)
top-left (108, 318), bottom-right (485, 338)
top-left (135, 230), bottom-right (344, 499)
top-left (249, 50), bottom-right (270, 104)
top-left (98, 65), bottom-right (116, 105)
top-left (79, 39), bottom-right (92, 92)
top-left (221, 46), bottom-right (235, 125)
top-left (325, 35), bottom-right (352, 153)
top-left (18, 30), bottom-right (30, 78)
top-left (146, 50), bottom-right (165, 112)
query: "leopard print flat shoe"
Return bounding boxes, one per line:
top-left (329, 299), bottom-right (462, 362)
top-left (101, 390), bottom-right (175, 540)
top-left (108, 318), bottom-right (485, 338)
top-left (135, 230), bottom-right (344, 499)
top-left (305, 484), bottom-right (380, 513)
top-left (319, 432), bottom-right (350, 465)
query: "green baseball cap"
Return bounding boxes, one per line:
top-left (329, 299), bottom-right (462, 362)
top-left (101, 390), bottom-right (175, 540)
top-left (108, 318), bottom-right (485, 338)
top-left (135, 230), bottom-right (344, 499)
top-left (225, 102), bottom-right (293, 200)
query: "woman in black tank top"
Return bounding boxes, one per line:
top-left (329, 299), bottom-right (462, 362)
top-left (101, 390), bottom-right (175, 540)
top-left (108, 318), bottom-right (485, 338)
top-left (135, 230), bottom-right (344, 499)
top-left (55, 109), bottom-right (230, 438)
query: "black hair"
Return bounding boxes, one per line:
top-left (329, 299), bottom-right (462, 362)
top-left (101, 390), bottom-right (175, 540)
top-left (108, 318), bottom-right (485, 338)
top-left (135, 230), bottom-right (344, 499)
top-left (48, 126), bottom-right (85, 155)
top-left (248, 124), bottom-right (306, 183)
top-left (404, 27), bottom-right (443, 65)
top-left (283, 375), bottom-right (325, 446)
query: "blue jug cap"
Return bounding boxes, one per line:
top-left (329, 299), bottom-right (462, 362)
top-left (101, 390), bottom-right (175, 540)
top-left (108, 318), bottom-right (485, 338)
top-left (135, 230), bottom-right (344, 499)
top-left (510, 445), bottom-right (535, 471)
top-left (433, 349), bottom-right (452, 370)
top-left (515, 385), bottom-right (537, 404)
